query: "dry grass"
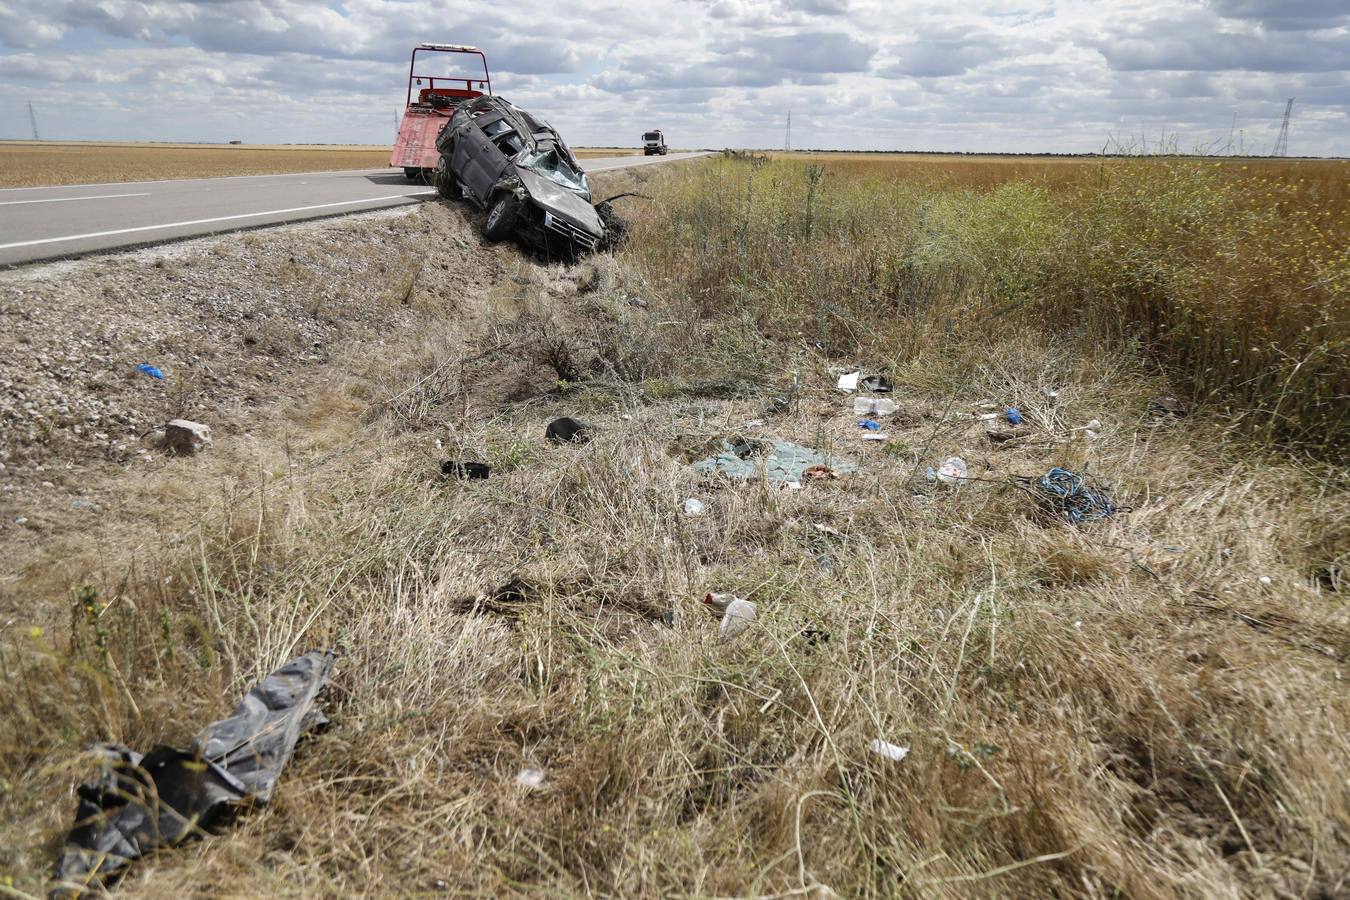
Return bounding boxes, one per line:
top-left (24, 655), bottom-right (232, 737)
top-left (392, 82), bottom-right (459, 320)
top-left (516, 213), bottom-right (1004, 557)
top-left (0, 161), bottom-right (1347, 898)
top-left (628, 154), bottom-right (1350, 450)
top-left (0, 141), bottom-right (392, 186)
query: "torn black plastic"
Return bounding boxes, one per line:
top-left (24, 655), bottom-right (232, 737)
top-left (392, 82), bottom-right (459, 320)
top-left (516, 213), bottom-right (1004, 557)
top-left (50, 649), bottom-right (336, 898)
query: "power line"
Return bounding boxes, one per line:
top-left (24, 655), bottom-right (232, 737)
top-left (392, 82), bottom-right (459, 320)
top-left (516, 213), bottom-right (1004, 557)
top-left (1271, 98), bottom-right (1293, 157)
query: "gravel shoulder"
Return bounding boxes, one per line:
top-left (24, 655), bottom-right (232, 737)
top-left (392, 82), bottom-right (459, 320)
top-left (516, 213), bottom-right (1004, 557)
top-left (0, 199), bottom-right (512, 616)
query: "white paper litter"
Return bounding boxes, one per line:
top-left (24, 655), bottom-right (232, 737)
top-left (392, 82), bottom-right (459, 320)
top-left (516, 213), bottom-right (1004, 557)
top-left (936, 456), bottom-right (969, 483)
top-left (836, 370), bottom-right (861, 392)
top-left (870, 739), bottom-right (910, 762)
top-left (516, 768), bottom-right (546, 788)
top-left (683, 498), bottom-right (706, 517)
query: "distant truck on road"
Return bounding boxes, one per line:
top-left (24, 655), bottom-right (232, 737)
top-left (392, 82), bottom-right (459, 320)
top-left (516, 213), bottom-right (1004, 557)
top-left (642, 129), bottom-right (668, 156)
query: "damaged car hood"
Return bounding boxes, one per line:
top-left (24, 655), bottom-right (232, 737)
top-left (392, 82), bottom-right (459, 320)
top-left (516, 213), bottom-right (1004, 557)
top-left (514, 167), bottom-right (604, 237)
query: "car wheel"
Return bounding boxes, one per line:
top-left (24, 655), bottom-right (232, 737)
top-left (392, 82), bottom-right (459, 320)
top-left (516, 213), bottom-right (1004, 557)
top-left (482, 193), bottom-right (521, 241)
top-left (434, 162), bottom-right (461, 200)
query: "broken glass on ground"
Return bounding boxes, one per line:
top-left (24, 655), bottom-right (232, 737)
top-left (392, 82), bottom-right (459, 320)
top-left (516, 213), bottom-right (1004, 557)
top-left (50, 650), bottom-right (336, 898)
top-left (691, 437), bottom-right (855, 483)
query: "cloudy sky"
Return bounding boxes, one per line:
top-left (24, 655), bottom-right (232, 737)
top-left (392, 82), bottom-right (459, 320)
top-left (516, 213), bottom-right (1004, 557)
top-left (0, 0), bottom-right (1346, 154)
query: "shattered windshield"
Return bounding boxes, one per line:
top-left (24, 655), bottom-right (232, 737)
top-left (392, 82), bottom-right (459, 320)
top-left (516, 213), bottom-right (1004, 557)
top-left (519, 147), bottom-right (590, 198)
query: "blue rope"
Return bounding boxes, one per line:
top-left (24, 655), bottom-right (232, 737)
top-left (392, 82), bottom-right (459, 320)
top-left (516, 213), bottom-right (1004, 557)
top-left (1037, 467), bottom-right (1115, 524)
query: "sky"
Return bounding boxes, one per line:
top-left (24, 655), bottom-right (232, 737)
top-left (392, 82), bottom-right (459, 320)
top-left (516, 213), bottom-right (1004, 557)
top-left (0, 0), bottom-right (1346, 155)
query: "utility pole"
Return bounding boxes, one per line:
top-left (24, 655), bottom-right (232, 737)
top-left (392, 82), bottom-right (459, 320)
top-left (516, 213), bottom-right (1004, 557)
top-left (1271, 98), bottom-right (1293, 157)
top-left (785, 110), bottom-right (791, 152)
top-left (27, 100), bottom-right (40, 141)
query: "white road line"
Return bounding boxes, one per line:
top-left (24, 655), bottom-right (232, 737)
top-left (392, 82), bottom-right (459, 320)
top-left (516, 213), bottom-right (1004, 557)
top-left (0, 192), bottom-right (435, 250)
top-left (0, 192), bottom-right (150, 206)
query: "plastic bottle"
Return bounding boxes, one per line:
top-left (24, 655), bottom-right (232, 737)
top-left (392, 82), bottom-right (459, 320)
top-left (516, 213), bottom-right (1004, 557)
top-left (853, 397), bottom-right (897, 416)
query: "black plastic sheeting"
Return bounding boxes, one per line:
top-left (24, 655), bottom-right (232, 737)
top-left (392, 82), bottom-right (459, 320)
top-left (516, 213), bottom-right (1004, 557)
top-left (545, 417), bottom-right (592, 444)
top-left (50, 650), bottom-right (335, 898)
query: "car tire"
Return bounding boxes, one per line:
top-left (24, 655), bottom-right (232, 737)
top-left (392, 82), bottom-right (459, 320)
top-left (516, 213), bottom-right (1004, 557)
top-left (482, 192), bottom-right (521, 241)
top-left (434, 163), bottom-right (461, 200)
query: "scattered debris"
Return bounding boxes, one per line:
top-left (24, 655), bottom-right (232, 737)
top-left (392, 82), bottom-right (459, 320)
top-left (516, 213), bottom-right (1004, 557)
top-left (1259, 575), bottom-right (1273, 587)
top-left (861, 433), bottom-right (887, 442)
top-left (1149, 396), bottom-right (1187, 417)
top-left (986, 427), bottom-right (1030, 444)
top-left (861, 375), bottom-right (892, 393)
top-left (546, 417), bottom-right (592, 444)
top-left (51, 650), bottom-right (336, 896)
top-left (853, 398), bottom-right (897, 416)
top-left (1019, 467), bottom-right (1116, 524)
top-left (683, 498), bottom-right (706, 517)
top-left (457, 576), bottom-right (535, 617)
top-left (858, 419), bottom-right (881, 431)
top-left (1072, 418), bottom-right (1103, 439)
top-left (869, 739), bottom-right (910, 762)
top-left (836, 370), bottom-right (860, 392)
top-left (515, 768), bottom-right (546, 789)
top-left (163, 419), bottom-right (212, 455)
top-left (134, 363), bottom-right (165, 381)
top-left (1005, 407), bottom-right (1023, 425)
top-left (691, 438), bottom-right (855, 483)
top-left (703, 592), bottom-right (756, 642)
top-left (441, 460), bottom-right (491, 479)
top-left (794, 624), bottom-right (831, 646)
top-left (936, 457), bottom-right (969, 484)
top-left (812, 522), bottom-right (842, 536)
top-left (801, 464), bottom-right (841, 481)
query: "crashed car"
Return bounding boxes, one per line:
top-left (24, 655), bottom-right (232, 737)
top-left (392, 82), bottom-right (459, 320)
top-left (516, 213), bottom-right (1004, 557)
top-left (434, 95), bottom-right (614, 257)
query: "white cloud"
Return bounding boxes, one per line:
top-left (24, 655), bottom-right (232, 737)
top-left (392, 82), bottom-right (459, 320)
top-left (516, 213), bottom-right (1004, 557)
top-left (0, 0), bottom-right (1345, 155)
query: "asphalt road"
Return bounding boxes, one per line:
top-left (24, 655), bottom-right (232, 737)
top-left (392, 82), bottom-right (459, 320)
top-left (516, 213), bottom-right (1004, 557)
top-left (0, 151), bottom-right (710, 267)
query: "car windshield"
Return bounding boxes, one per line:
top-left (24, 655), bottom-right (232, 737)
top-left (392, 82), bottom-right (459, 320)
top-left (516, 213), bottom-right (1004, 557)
top-left (643, 132), bottom-right (660, 141)
top-left (519, 147), bottom-right (589, 197)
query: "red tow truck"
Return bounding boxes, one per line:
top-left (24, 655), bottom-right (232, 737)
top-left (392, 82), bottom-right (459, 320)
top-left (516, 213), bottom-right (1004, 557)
top-left (390, 44), bottom-right (492, 180)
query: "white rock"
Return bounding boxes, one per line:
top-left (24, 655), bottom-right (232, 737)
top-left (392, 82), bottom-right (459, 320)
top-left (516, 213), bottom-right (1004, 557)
top-left (164, 419), bottom-right (212, 454)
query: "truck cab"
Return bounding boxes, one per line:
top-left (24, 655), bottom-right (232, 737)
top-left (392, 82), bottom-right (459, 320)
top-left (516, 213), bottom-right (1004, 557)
top-left (642, 130), bottom-right (667, 156)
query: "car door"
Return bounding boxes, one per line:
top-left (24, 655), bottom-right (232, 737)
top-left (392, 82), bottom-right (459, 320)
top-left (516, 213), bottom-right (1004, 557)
top-left (450, 124), bottom-right (496, 204)
top-left (452, 112), bottom-right (517, 204)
